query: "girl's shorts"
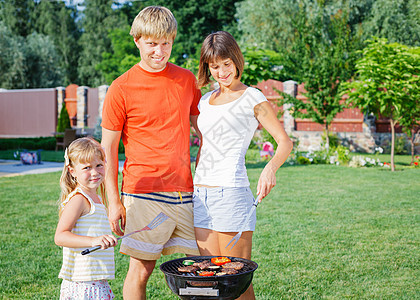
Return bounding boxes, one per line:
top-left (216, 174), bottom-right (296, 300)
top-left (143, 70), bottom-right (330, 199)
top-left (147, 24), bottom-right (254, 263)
top-left (60, 279), bottom-right (114, 300)
top-left (193, 186), bottom-right (256, 232)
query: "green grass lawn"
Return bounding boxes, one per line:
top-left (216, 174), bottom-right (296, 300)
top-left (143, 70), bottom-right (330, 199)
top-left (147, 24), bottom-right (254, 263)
top-left (0, 163), bottom-right (419, 299)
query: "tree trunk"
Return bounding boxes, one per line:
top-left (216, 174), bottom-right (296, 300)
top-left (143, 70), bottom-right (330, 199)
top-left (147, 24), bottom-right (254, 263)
top-left (390, 119), bottom-right (395, 171)
top-left (410, 129), bottom-right (415, 165)
top-left (325, 124), bottom-right (330, 150)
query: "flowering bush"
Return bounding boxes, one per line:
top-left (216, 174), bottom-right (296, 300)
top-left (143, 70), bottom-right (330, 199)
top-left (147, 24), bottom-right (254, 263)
top-left (347, 146), bottom-right (389, 168)
top-left (301, 145), bottom-right (351, 166)
top-left (413, 155), bottom-right (420, 168)
top-left (349, 155), bottom-right (381, 168)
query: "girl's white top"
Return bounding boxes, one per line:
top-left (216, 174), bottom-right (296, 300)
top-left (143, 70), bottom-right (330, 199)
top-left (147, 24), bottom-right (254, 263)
top-left (58, 187), bottom-right (115, 281)
top-left (194, 87), bottom-right (267, 187)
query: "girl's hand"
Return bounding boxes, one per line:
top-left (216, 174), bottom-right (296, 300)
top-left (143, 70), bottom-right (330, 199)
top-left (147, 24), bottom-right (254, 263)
top-left (92, 234), bottom-right (118, 250)
top-left (257, 164), bottom-right (277, 200)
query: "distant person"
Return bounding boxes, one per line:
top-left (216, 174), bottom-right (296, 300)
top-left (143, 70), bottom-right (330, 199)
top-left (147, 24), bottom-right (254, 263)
top-left (101, 6), bottom-right (201, 299)
top-left (193, 31), bottom-right (293, 299)
top-left (55, 137), bottom-right (117, 299)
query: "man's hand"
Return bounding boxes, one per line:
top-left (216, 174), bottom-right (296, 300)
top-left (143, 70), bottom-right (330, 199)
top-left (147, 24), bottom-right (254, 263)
top-left (108, 199), bottom-right (126, 236)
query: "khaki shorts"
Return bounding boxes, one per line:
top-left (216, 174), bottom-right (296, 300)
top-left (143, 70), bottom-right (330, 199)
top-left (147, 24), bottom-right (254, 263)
top-left (120, 192), bottom-right (200, 260)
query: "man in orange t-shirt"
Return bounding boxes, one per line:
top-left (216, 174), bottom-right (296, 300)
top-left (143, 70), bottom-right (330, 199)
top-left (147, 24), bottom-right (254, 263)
top-left (101, 6), bottom-right (201, 299)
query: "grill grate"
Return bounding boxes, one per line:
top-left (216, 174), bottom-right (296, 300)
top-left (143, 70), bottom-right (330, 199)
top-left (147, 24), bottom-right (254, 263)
top-left (160, 256), bottom-right (257, 277)
top-left (160, 256), bottom-right (258, 299)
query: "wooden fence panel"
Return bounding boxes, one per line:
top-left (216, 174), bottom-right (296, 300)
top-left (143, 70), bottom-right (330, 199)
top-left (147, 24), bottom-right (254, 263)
top-left (0, 89), bottom-right (56, 137)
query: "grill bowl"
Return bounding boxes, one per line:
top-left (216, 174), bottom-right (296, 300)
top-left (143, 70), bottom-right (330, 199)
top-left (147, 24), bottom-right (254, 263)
top-left (160, 256), bottom-right (258, 300)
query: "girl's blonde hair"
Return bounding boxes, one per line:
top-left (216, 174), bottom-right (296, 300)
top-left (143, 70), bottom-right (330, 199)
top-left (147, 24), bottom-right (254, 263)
top-left (58, 137), bottom-right (106, 215)
top-left (197, 31), bottom-right (245, 88)
top-left (130, 6), bottom-right (177, 40)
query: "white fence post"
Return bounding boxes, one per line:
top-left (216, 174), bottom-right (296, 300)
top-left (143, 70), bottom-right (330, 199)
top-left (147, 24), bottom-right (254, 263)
top-left (282, 80), bottom-right (297, 135)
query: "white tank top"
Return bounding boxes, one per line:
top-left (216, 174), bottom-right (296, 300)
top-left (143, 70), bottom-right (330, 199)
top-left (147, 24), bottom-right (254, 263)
top-left (58, 187), bottom-right (115, 281)
top-left (194, 87), bottom-right (267, 187)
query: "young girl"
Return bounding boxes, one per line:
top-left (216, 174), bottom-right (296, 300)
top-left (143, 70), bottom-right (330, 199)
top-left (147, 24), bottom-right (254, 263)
top-left (55, 137), bottom-right (118, 300)
top-left (193, 31), bottom-right (293, 299)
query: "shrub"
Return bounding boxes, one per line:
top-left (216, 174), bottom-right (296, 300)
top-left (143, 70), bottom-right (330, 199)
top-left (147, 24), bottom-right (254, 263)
top-left (321, 131), bottom-right (340, 148)
top-left (0, 137), bottom-right (56, 150)
top-left (334, 145), bottom-right (351, 165)
top-left (349, 155), bottom-right (382, 168)
top-left (394, 136), bottom-right (409, 155)
top-left (56, 104), bottom-right (71, 132)
top-left (297, 156), bottom-right (311, 165)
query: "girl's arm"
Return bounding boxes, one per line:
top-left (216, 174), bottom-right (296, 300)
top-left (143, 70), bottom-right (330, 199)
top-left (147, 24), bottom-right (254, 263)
top-left (254, 101), bottom-right (293, 199)
top-left (54, 194), bottom-right (117, 249)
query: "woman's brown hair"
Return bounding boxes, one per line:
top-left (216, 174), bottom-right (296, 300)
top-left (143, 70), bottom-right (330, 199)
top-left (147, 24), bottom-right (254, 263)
top-left (197, 31), bottom-right (245, 88)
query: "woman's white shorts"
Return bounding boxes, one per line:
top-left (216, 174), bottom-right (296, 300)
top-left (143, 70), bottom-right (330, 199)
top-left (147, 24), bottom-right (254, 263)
top-left (193, 186), bottom-right (256, 232)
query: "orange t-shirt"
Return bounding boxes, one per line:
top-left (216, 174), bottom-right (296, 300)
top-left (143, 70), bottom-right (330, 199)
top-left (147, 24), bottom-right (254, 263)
top-left (101, 63), bottom-right (201, 194)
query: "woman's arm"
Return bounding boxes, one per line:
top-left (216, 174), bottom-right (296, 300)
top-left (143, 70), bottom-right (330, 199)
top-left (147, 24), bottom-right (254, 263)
top-left (254, 101), bottom-right (293, 199)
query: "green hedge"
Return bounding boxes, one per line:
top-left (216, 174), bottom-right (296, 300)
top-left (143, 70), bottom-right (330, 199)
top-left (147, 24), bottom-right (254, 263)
top-left (0, 137), bottom-right (125, 154)
top-left (0, 137), bottom-right (56, 151)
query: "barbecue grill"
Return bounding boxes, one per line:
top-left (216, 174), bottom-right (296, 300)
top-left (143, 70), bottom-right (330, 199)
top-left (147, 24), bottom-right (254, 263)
top-left (160, 256), bottom-right (258, 300)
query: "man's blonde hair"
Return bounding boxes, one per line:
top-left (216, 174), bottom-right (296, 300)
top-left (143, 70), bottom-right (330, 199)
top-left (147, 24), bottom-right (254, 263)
top-left (130, 6), bottom-right (177, 40)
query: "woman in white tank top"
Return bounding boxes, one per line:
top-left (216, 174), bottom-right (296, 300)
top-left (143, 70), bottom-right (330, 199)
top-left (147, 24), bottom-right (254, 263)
top-left (193, 31), bottom-right (293, 300)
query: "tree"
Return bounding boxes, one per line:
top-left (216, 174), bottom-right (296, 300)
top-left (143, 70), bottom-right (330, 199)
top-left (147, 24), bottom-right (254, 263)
top-left (0, 0), bottom-right (35, 37)
top-left (236, 0), bottom-right (298, 52)
top-left (362, 0), bottom-right (420, 47)
top-left (152, 0), bottom-right (239, 64)
top-left (96, 25), bottom-right (139, 85)
top-left (0, 22), bottom-right (63, 89)
top-left (236, 0), bottom-right (419, 51)
top-left (33, 1), bottom-right (81, 85)
top-left (241, 47), bottom-right (287, 86)
top-left (0, 22), bottom-right (26, 89)
top-left (277, 3), bottom-right (358, 147)
top-left (57, 103), bottom-right (72, 133)
top-left (341, 38), bottom-right (420, 171)
top-left (77, 0), bottom-right (125, 87)
top-left (25, 33), bottom-right (64, 88)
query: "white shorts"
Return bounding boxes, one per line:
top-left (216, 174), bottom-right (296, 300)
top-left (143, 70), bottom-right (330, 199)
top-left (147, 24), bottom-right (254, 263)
top-left (60, 279), bottom-right (114, 300)
top-left (193, 186), bottom-right (257, 232)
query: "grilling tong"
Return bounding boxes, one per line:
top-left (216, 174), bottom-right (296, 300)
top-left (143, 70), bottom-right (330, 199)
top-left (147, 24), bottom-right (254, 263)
top-left (225, 195), bottom-right (261, 250)
top-left (81, 212), bottom-right (169, 255)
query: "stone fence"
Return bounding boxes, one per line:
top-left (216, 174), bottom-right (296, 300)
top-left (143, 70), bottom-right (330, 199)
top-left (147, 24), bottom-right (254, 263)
top-left (1, 82), bottom-right (418, 154)
top-left (257, 80), bottom-right (419, 154)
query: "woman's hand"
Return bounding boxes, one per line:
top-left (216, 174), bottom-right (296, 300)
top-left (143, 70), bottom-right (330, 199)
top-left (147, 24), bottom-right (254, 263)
top-left (92, 234), bottom-right (118, 250)
top-left (254, 101), bottom-right (294, 201)
top-left (257, 164), bottom-right (277, 200)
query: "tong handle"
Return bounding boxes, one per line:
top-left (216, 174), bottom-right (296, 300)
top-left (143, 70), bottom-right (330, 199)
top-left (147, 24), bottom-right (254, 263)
top-left (253, 194), bottom-right (261, 207)
top-left (81, 245), bottom-right (101, 255)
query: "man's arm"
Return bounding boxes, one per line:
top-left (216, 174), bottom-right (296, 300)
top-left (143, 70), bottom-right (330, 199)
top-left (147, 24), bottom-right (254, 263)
top-left (101, 127), bottom-right (125, 236)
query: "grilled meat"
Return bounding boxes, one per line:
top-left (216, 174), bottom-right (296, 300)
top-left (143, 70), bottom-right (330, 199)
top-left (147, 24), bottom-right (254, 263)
top-left (222, 262), bottom-right (244, 270)
top-left (193, 260), bottom-right (211, 270)
top-left (217, 268), bottom-right (238, 275)
top-left (178, 265), bottom-right (198, 273)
